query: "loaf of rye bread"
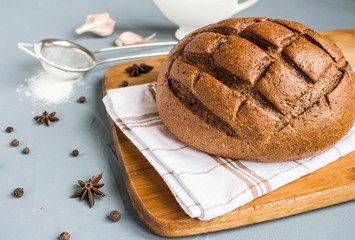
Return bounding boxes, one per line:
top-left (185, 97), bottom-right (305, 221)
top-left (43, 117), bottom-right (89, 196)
top-left (156, 17), bottom-right (355, 162)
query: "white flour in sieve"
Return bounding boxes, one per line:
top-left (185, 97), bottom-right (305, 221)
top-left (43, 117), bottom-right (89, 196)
top-left (17, 70), bottom-right (82, 105)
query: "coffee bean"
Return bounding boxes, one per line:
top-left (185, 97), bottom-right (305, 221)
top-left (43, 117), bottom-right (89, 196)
top-left (71, 149), bottom-right (79, 157)
top-left (59, 231), bottom-right (70, 240)
top-left (121, 80), bottom-right (129, 87)
top-left (13, 188), bottom-right (24, 198)
top-left (22, 147), bottom-right (30, 154)
top-left (5, 126), bottom-right (14, 133)
top-left (11, 139), bottom-right (19, 147)
top-left (78, 96), bottom-right (86, 103)
top-left (108, 210), bottom-right (121, 222)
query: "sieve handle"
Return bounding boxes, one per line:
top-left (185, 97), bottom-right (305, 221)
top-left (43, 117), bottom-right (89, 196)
top-left (94, 41), bottom-right (177, 54)
top-left (17, 43), bottom-right (39, 59)
top-left (97, 51), bottom-right (169, 65)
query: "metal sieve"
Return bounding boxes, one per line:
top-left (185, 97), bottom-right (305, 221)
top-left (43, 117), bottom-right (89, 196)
top-left (18, 39), bottom-right (177, 79)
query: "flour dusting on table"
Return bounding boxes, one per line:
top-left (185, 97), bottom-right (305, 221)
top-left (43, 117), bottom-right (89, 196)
top-left (17, 70), bottom-right (83, 105)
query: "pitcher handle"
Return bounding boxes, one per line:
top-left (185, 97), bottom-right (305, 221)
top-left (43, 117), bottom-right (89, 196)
top-left (17, 43), bottom-right (39, 59)
top-left (233, 0), bottom-right (258, 15)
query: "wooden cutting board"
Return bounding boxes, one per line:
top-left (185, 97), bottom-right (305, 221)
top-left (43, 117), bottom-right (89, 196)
top-left (102, 30), bottom-right (355, 237)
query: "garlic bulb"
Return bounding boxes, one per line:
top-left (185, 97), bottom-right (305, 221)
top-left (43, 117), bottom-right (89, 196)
top-left (115, 32), bottom-right (156, 46)
top-left (75, 12), bottom-right (116, 37)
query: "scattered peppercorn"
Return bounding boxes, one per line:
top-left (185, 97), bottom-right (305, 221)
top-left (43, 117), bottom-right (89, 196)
top-left (5, 126), bottom-right (14, 133)
top-left (121, 80), bottom-right (129, 87)
top-left (11, 139), bottom-right (19, 147)
top-left (12, 187), bottom-right (24, 198)
top-left (22, 147), bottom-right (30, 154)
top-left (108, 210), bottom-right (121, 222)
top-left (71, 149), bottom-right (79, 157)
top-left (78, 96), bottom-right (86, 103)
top-left (59, 231), bottom-right (70, 240)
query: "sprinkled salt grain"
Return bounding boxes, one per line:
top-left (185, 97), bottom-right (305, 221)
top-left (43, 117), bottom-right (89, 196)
top-left (17, 71), bottom-right (82, 105)
top-left (28, 72), bottom-right (74, 104)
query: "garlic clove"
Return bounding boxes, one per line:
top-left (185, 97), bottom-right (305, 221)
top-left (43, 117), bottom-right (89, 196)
top-left (115, 32), bottom-right (156, 46)
top-left (75, 12), bottom-right (116, 37)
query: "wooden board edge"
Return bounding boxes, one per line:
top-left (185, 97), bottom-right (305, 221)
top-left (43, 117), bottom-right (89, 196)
top-left (102, 74), bottom-right (169, 236)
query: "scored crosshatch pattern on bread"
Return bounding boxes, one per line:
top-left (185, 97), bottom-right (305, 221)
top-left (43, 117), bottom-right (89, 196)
top-left (168, 19), bottom-right (347, 142)
top-left (157, 17), bottom-right (355, 162)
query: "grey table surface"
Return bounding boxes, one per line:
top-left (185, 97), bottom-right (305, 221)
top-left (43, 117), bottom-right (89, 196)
top-left (0, 0), bottom-right (354, 239)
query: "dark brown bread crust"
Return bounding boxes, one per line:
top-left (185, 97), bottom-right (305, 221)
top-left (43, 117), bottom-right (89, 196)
top-left (156, 17), bottom-right (355, 162)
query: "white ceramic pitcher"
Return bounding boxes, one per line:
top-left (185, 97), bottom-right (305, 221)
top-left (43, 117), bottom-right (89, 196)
top-left (153, 0), bottom-right (258, 39)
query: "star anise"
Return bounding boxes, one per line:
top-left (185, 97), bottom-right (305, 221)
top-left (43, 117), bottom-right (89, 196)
top-left (125, 63), bottom-right (154, 77)
top-left (34, 111), bottom-right (59, 126)
top-left (71, 172), bottom-right (105, 208)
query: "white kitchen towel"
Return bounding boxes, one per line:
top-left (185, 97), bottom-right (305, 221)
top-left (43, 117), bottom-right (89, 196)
top-left (103, 83), bottom-right (355, 221)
